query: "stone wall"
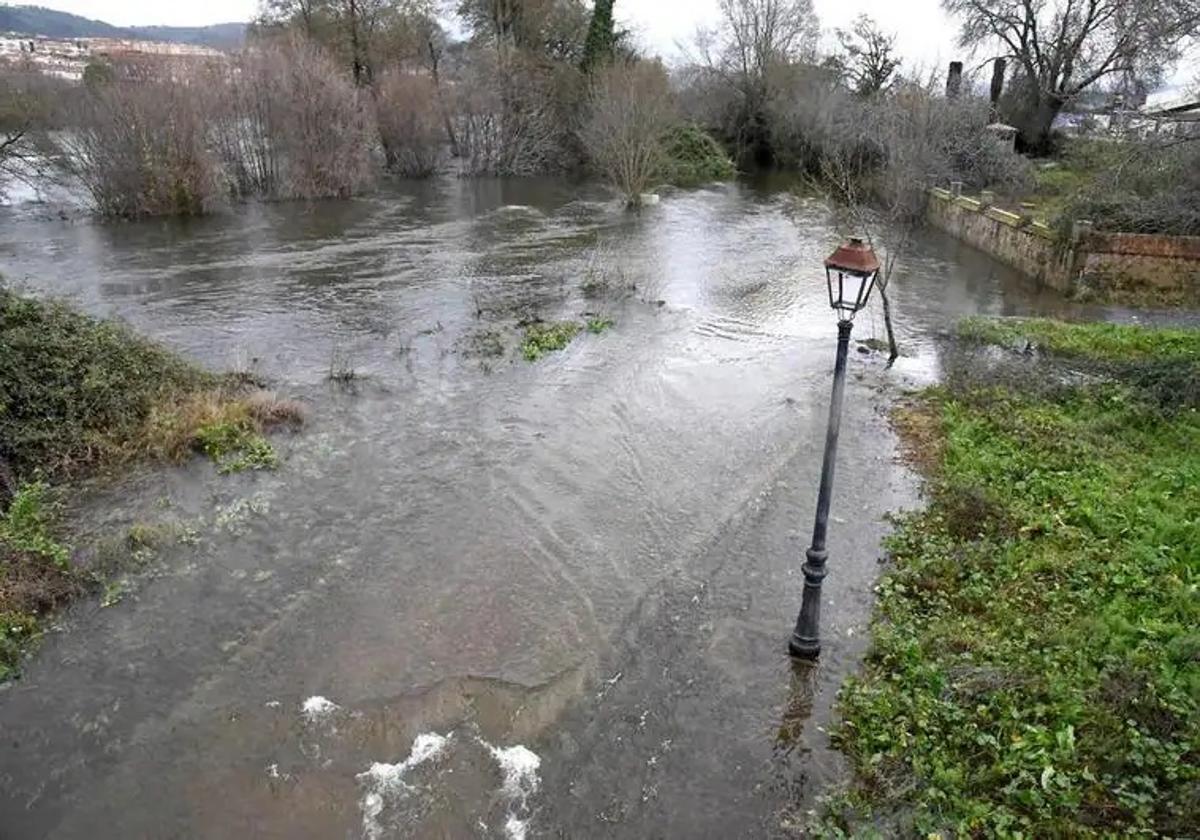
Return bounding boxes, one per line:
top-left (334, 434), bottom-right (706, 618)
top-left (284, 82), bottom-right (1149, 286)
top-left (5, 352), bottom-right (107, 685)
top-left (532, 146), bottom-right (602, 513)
top-left (926, 189), bottom-right (1074, 291)
top-left (926, 189), bottom-right (1200, 305)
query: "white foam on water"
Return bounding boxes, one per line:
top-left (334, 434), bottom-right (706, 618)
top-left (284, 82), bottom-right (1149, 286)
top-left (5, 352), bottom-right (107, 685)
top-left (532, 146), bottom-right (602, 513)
top-left (484, 743), bottom-right (542, 840)
top-left (356, 732), bottom-right (450, 840)
top-left (301, 695), bottom-right (339, 723)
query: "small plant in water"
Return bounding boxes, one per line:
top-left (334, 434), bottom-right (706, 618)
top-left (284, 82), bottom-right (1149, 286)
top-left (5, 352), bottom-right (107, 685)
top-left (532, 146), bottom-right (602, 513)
top-left (586, 317), bottom-right (614, 335)
top-left (521, 321), bottom-right (581, 362)
top-left (194, 422), bottom-right (280, 475)
top-left (328, 343), bottom-right (357, 383)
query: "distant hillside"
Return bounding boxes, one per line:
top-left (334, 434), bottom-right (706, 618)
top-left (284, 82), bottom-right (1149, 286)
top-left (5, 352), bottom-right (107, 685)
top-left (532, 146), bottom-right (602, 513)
top-left (0, 5), bottom-right (245, 49)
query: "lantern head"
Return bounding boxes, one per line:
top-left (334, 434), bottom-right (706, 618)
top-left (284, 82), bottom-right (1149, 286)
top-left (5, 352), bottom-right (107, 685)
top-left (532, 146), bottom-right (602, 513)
top-left (824, 237), bottom-right (880, 322)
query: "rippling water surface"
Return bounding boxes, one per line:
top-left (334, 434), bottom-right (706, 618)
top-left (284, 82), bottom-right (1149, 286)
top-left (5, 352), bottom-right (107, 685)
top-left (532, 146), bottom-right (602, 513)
top-left (0, 177), bottom-right (1123, 838)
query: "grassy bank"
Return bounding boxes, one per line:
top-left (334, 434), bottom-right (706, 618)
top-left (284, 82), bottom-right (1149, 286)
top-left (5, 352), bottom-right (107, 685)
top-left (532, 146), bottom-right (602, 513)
top-left (820, 318), bottom-right (1200, 837)
top-left (0, 288), bottom-right (302, 679)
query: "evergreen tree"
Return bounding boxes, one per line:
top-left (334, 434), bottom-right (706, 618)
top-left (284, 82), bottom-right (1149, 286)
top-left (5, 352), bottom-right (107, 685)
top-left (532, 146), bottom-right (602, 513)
top-left (581, 0), bottom-right (615, 71)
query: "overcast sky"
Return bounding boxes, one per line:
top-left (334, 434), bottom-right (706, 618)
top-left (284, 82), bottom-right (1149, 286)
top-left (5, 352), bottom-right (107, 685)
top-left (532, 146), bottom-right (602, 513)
top-left (17, 0), bottom-right (1194, 89)
top-left (21, 0), bottom-right (967, 68)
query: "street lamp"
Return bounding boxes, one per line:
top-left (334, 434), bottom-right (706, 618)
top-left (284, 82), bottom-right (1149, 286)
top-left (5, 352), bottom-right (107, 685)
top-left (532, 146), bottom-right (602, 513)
top-left (789, 237), bottom-right (881, 661)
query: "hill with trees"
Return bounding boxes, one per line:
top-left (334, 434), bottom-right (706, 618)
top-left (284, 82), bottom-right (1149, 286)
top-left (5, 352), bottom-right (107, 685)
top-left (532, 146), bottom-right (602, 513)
top-left (0, 5), bottom-right (245, 49)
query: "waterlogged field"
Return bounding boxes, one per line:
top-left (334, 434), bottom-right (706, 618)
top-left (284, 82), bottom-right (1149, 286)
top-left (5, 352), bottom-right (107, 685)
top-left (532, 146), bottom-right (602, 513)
top-left (0, 178), bottom-right (1171, 838)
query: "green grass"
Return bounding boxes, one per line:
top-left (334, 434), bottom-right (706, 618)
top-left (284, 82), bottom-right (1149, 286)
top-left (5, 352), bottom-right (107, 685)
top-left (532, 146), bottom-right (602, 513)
top-left (521, 321), bottom-right (582, 362)
top-left (820, 319), bottom-right (1200, 837)
top-left (959, 317), bottom-right (1200, 363)
top-left (0, 482), bottom-right (74, 680)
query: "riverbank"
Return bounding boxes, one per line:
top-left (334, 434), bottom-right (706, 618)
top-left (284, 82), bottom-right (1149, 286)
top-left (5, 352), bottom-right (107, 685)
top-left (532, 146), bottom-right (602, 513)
top-left (0, 288), bottom-right (302, 679)
top-left (819, 318), bottom-right (1200, 836)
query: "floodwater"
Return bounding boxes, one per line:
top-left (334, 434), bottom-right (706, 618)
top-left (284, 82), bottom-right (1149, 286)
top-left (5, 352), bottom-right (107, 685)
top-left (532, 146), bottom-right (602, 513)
top-left (0, 176), bottom-right (1123, 838)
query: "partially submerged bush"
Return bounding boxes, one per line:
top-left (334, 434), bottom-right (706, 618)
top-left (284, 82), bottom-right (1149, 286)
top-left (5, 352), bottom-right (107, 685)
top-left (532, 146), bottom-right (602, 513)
top-left (374, 70), bottom-right (445, 177)
top-left (0, 288), bottom-right (303, 478)
top-left (53, 69), bottom-right (224, 217)
top-left (213, 39), bottom-right (374, 202)
top-left (453, 48), bottom-right (567, 176)
top-left (580, 60), bottom-right (676, 205)
top-left (660, 123), bottom-right (736, 186)
top-left (0, 288), bottom-right (211, 474)
top-left (51, 39), bottom-right (375, 216)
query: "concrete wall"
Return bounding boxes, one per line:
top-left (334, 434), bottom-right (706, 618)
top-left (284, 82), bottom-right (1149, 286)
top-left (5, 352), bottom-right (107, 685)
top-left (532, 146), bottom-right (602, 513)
top-left (926, 189), bottom-right (1200, 304)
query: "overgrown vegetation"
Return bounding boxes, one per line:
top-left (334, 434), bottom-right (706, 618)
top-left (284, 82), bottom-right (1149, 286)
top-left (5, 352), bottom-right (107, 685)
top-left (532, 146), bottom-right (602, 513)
top-left (521, 320), bottom-right (582, 361)
top-left (660, 123), bottom-right (737, 186)
top-left (0, 288), bottom-right (303, 679)
top-left (819, 318), bottom-right (1200, 837)
top-left (0, 481), bottom-right (74, 681)
top-left (0, 288), bottom-right (300, 477)
top-left (1010, 138), bottom-right (1200, 238)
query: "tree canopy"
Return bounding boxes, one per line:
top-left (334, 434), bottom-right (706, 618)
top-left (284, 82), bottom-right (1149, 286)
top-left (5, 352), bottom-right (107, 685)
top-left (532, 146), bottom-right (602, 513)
top-left (944, 0), bottom-right (1200, 151)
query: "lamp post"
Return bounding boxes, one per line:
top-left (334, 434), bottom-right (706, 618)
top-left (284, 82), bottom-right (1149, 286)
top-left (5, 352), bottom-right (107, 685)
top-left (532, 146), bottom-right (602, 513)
top-left (790, 237), bottom-right (881, 661)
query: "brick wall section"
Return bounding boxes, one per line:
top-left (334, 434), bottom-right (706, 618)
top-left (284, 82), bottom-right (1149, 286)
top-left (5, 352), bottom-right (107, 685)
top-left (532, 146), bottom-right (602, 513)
top-left (926, 191), bottom-right (1200, 304)
top-left (1080, 233), bottom-right (1200, 301)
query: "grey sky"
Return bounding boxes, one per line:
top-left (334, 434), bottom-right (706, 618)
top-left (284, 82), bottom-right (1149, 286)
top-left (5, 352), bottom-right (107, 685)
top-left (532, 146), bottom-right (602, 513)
top-left (18, 0), bottom-right (1195, 90)
top-left (21, 0), bottom-right (968, 69)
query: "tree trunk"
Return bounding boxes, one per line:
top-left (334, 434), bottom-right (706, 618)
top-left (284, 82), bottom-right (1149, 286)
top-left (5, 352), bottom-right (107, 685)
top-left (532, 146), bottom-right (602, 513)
top-left (1015, 94), bottom-right (1066, 156)
top-left (879, 282), bottom-right (899, 367)
top-left (427, 40), bottom-right (460, 158)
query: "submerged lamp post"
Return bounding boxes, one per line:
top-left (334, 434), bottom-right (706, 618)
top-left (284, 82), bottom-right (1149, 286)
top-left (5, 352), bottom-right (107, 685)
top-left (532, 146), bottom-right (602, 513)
top-left (789, 237), bottom-right (881, 661)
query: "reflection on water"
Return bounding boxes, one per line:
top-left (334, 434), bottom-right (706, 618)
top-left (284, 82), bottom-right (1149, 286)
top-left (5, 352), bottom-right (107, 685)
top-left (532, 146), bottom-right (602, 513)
top-left (0, 177), bottom-right (1139, 838)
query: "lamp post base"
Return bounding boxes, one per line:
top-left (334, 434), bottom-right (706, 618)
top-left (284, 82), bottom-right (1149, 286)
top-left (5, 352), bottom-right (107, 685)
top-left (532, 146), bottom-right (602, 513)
top-left (788, 633), bottom-right (821, 660)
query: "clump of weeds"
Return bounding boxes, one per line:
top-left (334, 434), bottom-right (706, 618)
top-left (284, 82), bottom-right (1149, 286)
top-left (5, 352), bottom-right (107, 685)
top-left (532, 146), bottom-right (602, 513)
top-left (586, 317), bottom-right (614, 335)
top-left (194, 422), bottom-right (279, 475)
top-left (521, 321), bottom-right (581, 362)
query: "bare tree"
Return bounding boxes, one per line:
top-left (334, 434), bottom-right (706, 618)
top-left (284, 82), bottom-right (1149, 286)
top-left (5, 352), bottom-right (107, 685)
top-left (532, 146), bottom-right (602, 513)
top-left (944, 0), bottom-right (1200, 153)
top-left (691, 0), bottom-right (819, 162)
top-left (452, 47), bottom-right (563, 175)
top-left (834, 15), bottom-right (901, 97)
top-left (227, 38), bottom-right (373, 200)
top-left (257, 0), bottom-right (434, 83)
top-left (0, 60), bottom-right (67, 196)
top-left (375, 70), bottom-right (445, 175)
top-left (580, 60), bottom-right (676, 206)
top-left (54, 67), bottom-right (224, 217)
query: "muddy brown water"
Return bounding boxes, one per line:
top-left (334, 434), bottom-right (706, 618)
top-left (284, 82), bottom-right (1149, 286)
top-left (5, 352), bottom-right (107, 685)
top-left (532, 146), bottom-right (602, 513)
top-left (0, 176), bottom-right (1149, 838)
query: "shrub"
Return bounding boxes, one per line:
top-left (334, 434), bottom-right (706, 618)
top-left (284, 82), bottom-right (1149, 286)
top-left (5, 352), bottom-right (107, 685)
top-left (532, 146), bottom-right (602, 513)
top-left (453, 47), bottom-right (566, 176)
top-left (1057, 139), bottom-right (1200, 236)
top-left (374, 70), bottom-right (445, 177)
top-left (212, 39), bottom-right (375, 202)
top-left (53, 69), bottom-right (224, 217)
top-left (580, 60), bottom-right (676, 205)
top-left (0, 288), bottom-right (302, 478)
top-left (660, 123), bottom-right (736, 186)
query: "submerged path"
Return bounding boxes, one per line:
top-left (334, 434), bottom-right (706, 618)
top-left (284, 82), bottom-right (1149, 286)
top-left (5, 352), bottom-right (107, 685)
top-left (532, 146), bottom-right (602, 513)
top-left (0, 178), bottom-right (1103, 837)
